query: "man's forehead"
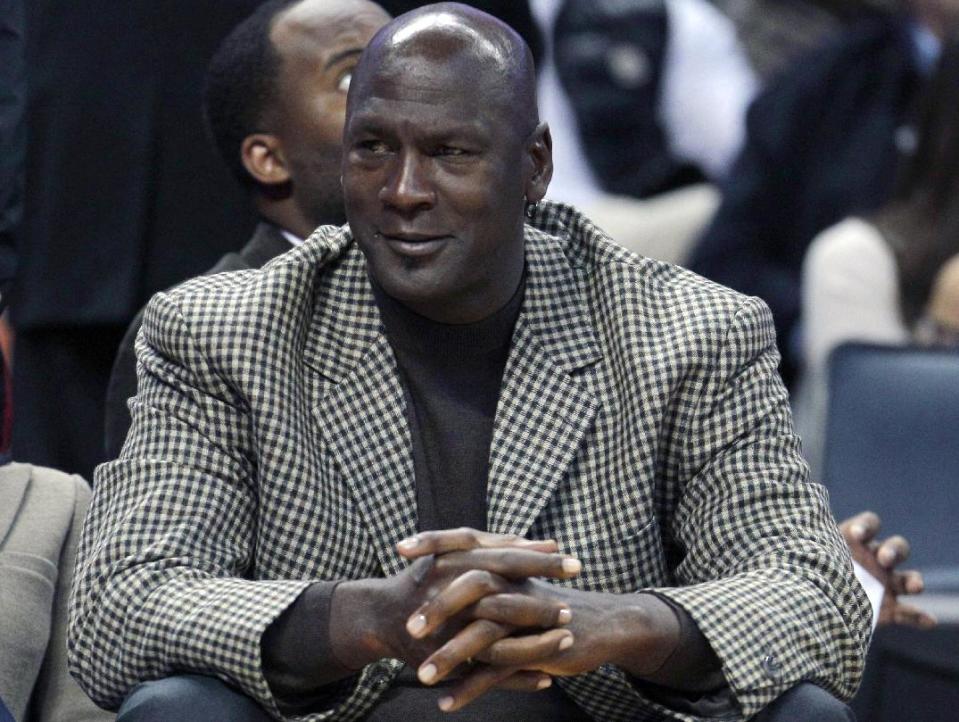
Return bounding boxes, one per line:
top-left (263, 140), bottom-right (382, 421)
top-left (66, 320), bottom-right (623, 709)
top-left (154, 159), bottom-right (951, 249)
top-left (351, 42), bottom-right (512, 112)
top-left (347, 62), bottom-right (510, 134)
top-left (347, 88), bottom-right (499, 141)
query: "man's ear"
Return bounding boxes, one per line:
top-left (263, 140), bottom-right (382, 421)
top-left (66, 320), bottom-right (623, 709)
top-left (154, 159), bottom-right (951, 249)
top-left (524, 121), bottom-right (553, 205)
top-left (240, 133), bottom-right (291, 187)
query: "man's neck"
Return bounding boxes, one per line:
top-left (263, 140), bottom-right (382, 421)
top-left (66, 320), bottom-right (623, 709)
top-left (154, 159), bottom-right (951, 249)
top-left (254, 197), bottom-right (340, 241)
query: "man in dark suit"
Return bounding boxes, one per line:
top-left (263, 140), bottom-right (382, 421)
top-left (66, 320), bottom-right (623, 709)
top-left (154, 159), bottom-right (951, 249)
top-left (104, 0), bottom-right (392, 458)
top-left (11, 0), bottom-right (267, 478)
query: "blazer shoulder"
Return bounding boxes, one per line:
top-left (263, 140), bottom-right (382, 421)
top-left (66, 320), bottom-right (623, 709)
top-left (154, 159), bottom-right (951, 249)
top-left (530, 201), bottom-right (759, 344)
top-left (147, 225), bottom-right (352, 337)
top-left (577, 226), bottom-right (775, 367)
top-left (589, 227), bottom-right (752, 320)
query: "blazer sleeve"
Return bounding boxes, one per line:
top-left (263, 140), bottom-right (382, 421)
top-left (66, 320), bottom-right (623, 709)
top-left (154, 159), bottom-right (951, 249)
top-left (652, 296), bottom-right (871, 717)
top-left (67, 290), bottom-right (314, 717)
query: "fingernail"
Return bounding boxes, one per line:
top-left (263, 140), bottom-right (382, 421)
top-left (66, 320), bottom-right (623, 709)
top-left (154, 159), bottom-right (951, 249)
top-left (558, 608), bottom-right (572, 624)
top-left (878, 547), bottom-right (896, 565)
top-left (438, 695), bottom-right (454, 711)
top-left (559, 634), bottom-right (574, 651)
top-left (850, 524), bottom-right (865, 538)
top-left (418, 663), bottom-right (437, 684)
top-left (562, 558), bottom-right (582, 574)
top-left (537, 676), bottom-right (552, 690)
top-left (407, 614), bottom-right (427, 637)
top-left (398, 536), bottom-right (419, 550)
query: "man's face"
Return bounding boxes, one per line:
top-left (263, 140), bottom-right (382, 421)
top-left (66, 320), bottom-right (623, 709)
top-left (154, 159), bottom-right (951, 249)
top-left (342, 56), bottom-right (533, 323)
top-left (269, 0), bottom-right (390, 226)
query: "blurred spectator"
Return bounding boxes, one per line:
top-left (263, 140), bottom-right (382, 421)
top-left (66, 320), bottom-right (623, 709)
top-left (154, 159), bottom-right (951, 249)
top-left (796, 36), bottom-right (959, 475)
top-left (548, 0), bottom-right (756, 200)
top-left (11, 0), bottom-right (267, 478)
top-left (0, 355), bottom-right (111, 720)
top-left (919, 252), bottom-right (959, 342)
top-left (719, 0), bottom-right (896, 82)
top-left (105, 0), bottom-right (392, 459)
top-left (525, 0), bottom-right (741, 265)
top-left (0, 0), bottom-right (23, 467)
top-left (688, 2), bottom-right (943, 385)
top-left (841, 511), bottom-right (935, 629)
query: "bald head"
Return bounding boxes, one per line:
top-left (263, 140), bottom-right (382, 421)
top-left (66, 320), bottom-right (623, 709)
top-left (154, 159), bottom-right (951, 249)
top-left (339, 3), bottom-right (553, 324)
top-left (349, 2), bottom-right (539, 139)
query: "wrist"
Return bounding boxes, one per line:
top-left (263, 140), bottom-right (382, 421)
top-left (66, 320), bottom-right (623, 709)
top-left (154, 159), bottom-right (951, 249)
top-left (603, 593), bottom-right (681, 677)
top-left (330, 578), bottom-right (394, 670)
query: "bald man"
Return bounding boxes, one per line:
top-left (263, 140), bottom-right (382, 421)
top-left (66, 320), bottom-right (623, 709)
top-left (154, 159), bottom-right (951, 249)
top-left (70, 4), bottom-right (869, 721)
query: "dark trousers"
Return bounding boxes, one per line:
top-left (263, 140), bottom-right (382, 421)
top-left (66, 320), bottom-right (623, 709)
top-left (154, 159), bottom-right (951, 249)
top-left (116, 674), bottom-right (855, 721)
top-left (12, 324), bottom-right (126, 479)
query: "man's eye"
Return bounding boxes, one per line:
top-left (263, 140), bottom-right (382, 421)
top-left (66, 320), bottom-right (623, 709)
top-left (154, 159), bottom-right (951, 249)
top-left (337, 71), bottom-right (353, 93)
top-left (437, 146), bottom-right (467, 157)
top-left (358, 139), bottom-right (389, 154)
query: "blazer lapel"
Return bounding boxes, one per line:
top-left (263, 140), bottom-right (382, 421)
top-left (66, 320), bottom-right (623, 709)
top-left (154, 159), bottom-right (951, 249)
top-left (304, 239), bottom-right (416, 578)
top-left (487, 228), bottom-right (602, 537)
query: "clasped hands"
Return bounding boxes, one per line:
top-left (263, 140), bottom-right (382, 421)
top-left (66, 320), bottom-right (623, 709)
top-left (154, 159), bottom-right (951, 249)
top-left (329, 528), bottom-right (678, 713)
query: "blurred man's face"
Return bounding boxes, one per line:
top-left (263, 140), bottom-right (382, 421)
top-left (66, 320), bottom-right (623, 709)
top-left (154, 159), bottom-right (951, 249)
top-left (341, 52), bottom-right (534, 323)
top-left (269, 0), bottom-right (391, 226)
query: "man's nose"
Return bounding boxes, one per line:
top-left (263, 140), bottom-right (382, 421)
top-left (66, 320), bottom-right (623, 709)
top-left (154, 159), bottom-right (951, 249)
top-left (379, 151), bottom-right (435, 212)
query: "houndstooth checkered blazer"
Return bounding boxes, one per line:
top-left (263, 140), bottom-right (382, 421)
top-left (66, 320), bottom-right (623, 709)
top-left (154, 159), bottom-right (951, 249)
top-left (69, 202), bottom-right (870, 720)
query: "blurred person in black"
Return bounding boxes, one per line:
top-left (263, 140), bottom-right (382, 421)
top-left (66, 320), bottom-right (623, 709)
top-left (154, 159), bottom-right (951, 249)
top-left (11, 0), bottom-right (267, 479)
top-left (0, 0), bottom-right (23, 468)
top-left (0, 0), bottom-right (23, 314)
top-left (688, 0), bottom-right (959, 385)
top-left (104, 0), bottom-right (393, 459)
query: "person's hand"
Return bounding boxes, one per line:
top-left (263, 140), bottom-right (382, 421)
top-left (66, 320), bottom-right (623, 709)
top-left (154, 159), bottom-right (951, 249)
top-left (840, 511), bottom-right (937, 628)
top-left (400, 529), bottom-right (681, 712)
top-left (330, 528), bottom-right (581, 694)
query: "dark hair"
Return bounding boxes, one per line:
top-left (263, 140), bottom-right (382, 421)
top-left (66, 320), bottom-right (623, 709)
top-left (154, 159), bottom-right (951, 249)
top-left (876, 37), bottom-right (959, 326)
top-left (202, 0), bottom-right (300, 187)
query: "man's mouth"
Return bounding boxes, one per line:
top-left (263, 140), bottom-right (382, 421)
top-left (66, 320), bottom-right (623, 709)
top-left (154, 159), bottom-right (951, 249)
top-left (379, 231), bottom-right (450, 258)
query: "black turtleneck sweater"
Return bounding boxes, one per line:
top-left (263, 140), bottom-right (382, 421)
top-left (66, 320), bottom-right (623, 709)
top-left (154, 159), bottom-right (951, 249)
top-left (371, 275), bottom-right (523, 533)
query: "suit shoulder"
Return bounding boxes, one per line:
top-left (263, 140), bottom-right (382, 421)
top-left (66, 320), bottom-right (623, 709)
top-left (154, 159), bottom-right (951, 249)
top-left (145, 225), bottom-right (351, 334)
top-left (585, 227), bottom-right (751, 321)
top-left (531, 201), bottom-right (758, 335)
top-left (571, 224), bottom-right (774, 362)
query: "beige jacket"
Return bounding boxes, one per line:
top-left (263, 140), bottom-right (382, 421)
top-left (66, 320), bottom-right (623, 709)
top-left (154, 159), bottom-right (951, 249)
top-left (0, 463), bottom-right (113, 721)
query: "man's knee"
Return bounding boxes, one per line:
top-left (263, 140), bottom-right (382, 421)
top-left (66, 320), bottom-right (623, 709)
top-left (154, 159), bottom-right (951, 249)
top-left (756, 682), bottom-right (856, 722)
top-left (116, 674), bottom-right (271, 722)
